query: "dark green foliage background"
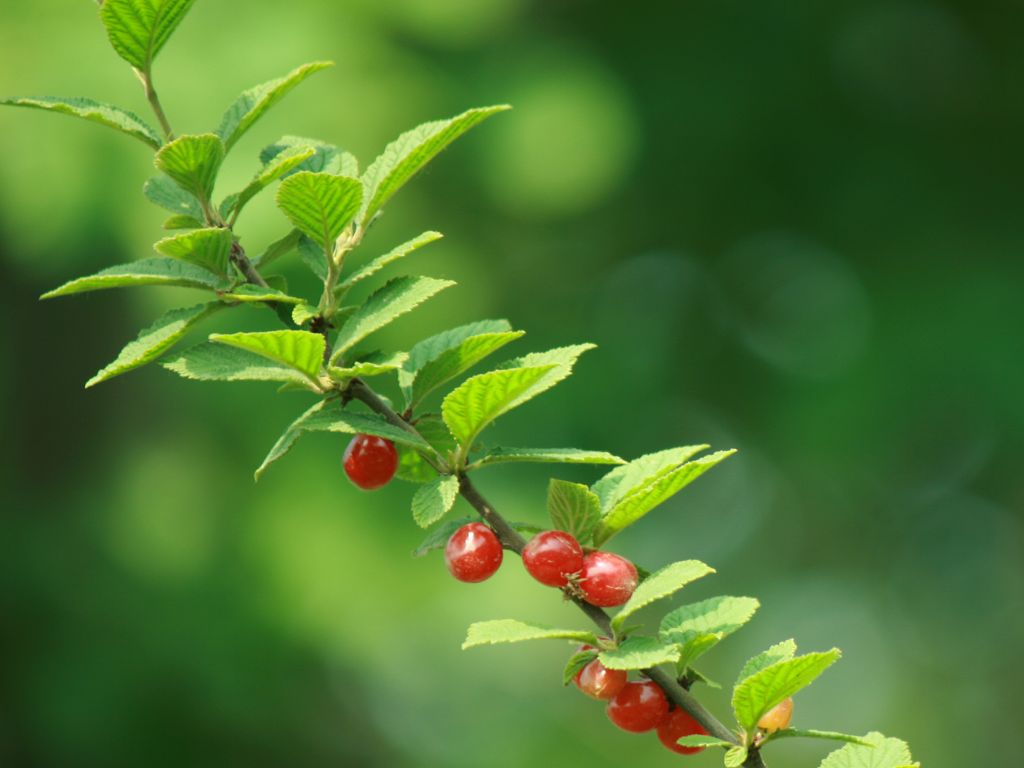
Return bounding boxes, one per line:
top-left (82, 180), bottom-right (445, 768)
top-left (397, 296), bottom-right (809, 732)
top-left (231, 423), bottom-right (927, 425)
top-left (1, 1), bottom-right (1022, 766)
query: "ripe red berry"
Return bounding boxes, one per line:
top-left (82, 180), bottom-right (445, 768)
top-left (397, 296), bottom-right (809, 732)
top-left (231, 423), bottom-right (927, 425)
top-left (444, 523), bottom-right (504, 583)
top-left (606, 680), bottom-right (669, 733)
top-left (343, 433), bottom-right (398, 490)
top-left (522, 530), bottom-right (584, 587)
top-left (574, 655), bottom-right (628, 700)
top-left (657, 707), bottom-right (709, 755)
top-left (578, 551), bottom-right (638, 607)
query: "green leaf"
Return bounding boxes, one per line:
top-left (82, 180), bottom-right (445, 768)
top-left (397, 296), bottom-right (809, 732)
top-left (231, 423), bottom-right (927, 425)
top-left (676, 635), bottom-right (724, 674)
top-left (546, 480), bottom-right (601, 544)
top-left (660, 596), bottom-right (761, 663)
top-left (217, 61), bottom-right (334, 152)
top-left (276, 171), bottom-right (362, 255)
top-left (360, 105), bottom-right (510, 226)
top-left (612, 560), bottom-right (715, 631)
top-left (99, 0), bottom-right (195, 72)
top-left (676, 735), bottom-right (733, 748)
top-left (144, 174), bottom-right (203, 219)
top-left (41, 257), bottom-right (226, 299)
top-left (162, 342), bottom-right (317, 387)
top-left (411, 475), bottom-right (460, 528)
top-left (562, 649), bottom-right (599, 685)
top-left (442, 365), bottom-right (557, 450)
top-left (261, 135), bottom-right (342, 176)
top-left (470, 447), bottom-right (625, 470)
top-left (593, 449), bottom-right (737, 546)
top-left (819, 732), bottom-right (916, 768)
top-left (330, 276), bottom-right (455, 363)
top-left (732, 650), bottom-right (842, 732)
top-left (339, 231), bottom-right (443, 293)
top-left (597, 637), bottom-right (680, 670)
top-left (253, 230), bottom-right (301, 269)
top-left (399, 319), bottom-right (512, 396)
top-left (0, 96), bottom-right (160, 149)
top-left (219, 284), bottom-right (305, 305)
top-left (411, 517), bottom-right (473, 557)
top-left (497, 344), bottom-right (596, 409)
top-left (154, 133), bottom-right (225, 206)
top-left (254, 400), bottom-right (327, 480)
top-left (592, 446), bottom-right (709, 513)
top-left (86, 302), bottom-right (222, 387)
top-left (769, 730), bottom-right (872, 747)
top-left (408, 330), bottom-right (525, 409)
top-left (222, 146), bottom-right (316, 221)
top-left (163, 214), bottom-right (203, 230)
top-left (737, 640), bottom-right (797, 685)
top-left (686, 666), bottom-right (722, 689)
top-left (209, 330), bottom-right (324, 384)
top-left (462, 620), bottom-right (595, 650)
top-left (295, 235), bottom-right (328, 281)
top-left (725, 746), bottom-right (748, 768)
top-left (329, 351), bottom-right (408, 382)
top-left (397, 415), bottom-right (457, 484)
top-left (153, 227), bottom-right (232, 275)
top-left (296, 408), bottom-right (428, 449)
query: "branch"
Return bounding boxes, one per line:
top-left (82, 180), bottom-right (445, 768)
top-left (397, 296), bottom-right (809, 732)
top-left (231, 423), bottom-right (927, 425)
top-left (230, 240), bottom-right (269, 288)
top-left (137, 68), bottom-right (174, 141)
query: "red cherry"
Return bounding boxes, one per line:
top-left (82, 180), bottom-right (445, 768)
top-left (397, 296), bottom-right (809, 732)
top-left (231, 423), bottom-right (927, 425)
top-left (574, 656), bottom-right (628, 700)
top-left (578, 551), bottom-right (638, 607)
top-left (343, 434), bottom-right (398, 490)
top-left (657, 707), bottom-right (709, 755)
top-left (606, 681), bottom-right (669, 733)
top-left (444, 523), bottom-right (503, 583)
top-left (522, 530), bottom-right (584, 587)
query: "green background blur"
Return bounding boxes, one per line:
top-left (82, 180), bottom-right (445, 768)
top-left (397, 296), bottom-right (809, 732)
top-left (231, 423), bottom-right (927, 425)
top-left (2, 1), bottom-right (1022, 766)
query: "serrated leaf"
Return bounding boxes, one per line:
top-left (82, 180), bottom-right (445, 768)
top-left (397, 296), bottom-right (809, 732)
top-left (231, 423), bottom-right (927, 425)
top-left (497, 344), bottom-right (596, 412)
top-left (219, 284), bottom-right (305, 305)
top-left (399, 319), bottom-right (512, 397)
top-left (329, 351), bottom-right (408, 382)
top-left (598, 637), bottom-right (680, 670)
top-left (409, 331), bottom-right (525, 408)
top-left (594, 449), bottom-right (737, 546)
top-left (725, 746), bottom-right (749, 768)
top-left (154, 133), bottom-right (225, 206)
top-left (86, 302), bottom-right (222, 387)
top-left (397, 415), bottom-right (457, 484)
top-left (411, 475), bottom-right (459, 528)
top-left (732, 650), bottom-right (841, 732)
top-left (41, 257), bottom-right (226, 299)
top-left (209, 330), bottom-right (324, 384)
top-left (737, 640), bottom-right (797, 685)
top-left (100, 0), bottom-right (195, 71)
top-left (677, 634), bottom-right (724, 674)
top-left (611, 560), bottom-right (715, 631)
top-left (360, 105), bottom-right (509, 225)
top-left (217, 61), bottom-right (333, 152)
top-left (144, 174), bottom-right (203, 219)
top-left (253, 230), bottom-right (301, 269)
top-left (330, 275), bottom-right (455, 363)
top-left (297, 408), bottom-right (428, 449)
top-left (562, 650), bottom-right (599, 686)
top-left (0, 96), bottom-right (161, 149)
top-left (162, 342), bottom-right (316, 386)
top-left (819, 732), bottom-right (915, 768)
top-left (471, 447), bottom-right (625, 470)
top-left (660, 596), bottom-right (761, 661)
top-left (769, 730), bottom-right (872, 747)
top-left (442, 365), bottom-right (556, 450)
top-left (339, 230), bottom-right (443, 293)
top-left (222, 146), bottom-right (316, 222)
top-left (254, 400), bottom-right (327, 480)
top-left (154, 227), bottom-right (232, 275)
top-left (676, 735), bottom-right (733, 748)
top-left (163, 214), bottom-right (203, 230)
top-left (411, 516), bottom-right (473, 556)
top-left (261, 135), bottom-right (342, 176)
top-left (462, 620), bottom-right (595, 650)
top-left (276, 171), bottom-right (362, 255)
top-left (592, 446), bottom-right (709, 513)
top-left (546, 479), bottom-right (601, 544)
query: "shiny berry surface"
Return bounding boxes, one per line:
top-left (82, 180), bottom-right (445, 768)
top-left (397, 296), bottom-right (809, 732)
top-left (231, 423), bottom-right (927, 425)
top-left (605, 680), bottom-right (669, 733)
top-left (444, 523), bottom-right (504, 583)
top-left (342, 434), bottom-right (398, 490)
top-left (657, 707), bottom-right (709, 754)
top-left (522, 530), bottom-right (584, 587)
top-left (578, 551), bottom-right (638, 607)
top-left (757, 697), bottom-right (793, 733)
top-left (574, 657), bottom-right (628, 700)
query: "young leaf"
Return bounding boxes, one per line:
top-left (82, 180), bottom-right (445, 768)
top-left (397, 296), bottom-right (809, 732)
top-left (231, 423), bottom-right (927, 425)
top-left (217, 61), bottom-right (333, 152)
top-left (737, 639), bottom-right (797, 685)
top-left (732, 649), bottom-right (842, 732)
top-left (660, 596), bottom-right (761, 648)
top-left (407, 330), bottom-right (525, 409)
top-left (163, 342), bottom-right (318, 387)
top-left (562, 649), bottom-right (599, 685)
top-left (676, 635), bottom-right (723, 675)
top-left (144, 175), bottom-right (203, 219)
top-left (154, 133), bottom-right (225, 206)
top-left (261, 135), bottom-right (342, 176)
top-left (399, 319), bottom-right (512, 395)
top-left (360, 105), bottom-right (510, 226)
top-left (411, 517), bottom-right (473, 556)
top-left (86, 302), bottom-right (222, 388)
top-left (253, 230), bottom-right (301, 269)
top-left (725, 746), bottom-right (748, 768)
top-left (163, 214), bottom-right (203, 230)
top-left (41, 257), bottom-right (226, 299)
top-left (497, 344), bottom-right (596, 412)
top-left (470, 447), bottom-right (626, 470)
top-left (593, 449), bottom-right (737, 546)
top-left (276, 171), bottom-right (362, 255)
top-left (254, 400), bottom-right (327, 480)
top-left (0, 96), bottom-right (161, 149)
top-left (441, 365), bottom-right (557, 450)
top-left (219, 285), bottom-right (305, 305)
top-left (462, 620), bottom-right (595, 650)
top-left (767, 730), bottom-right (872, 747)
top-left (819, 732), bottom-right (916, 768)
top-left (591, 446), bottom-right (709, 513)
top-left (329, 275), bottom-right (455, 363)
top-left (676, 735), bottom-right (733, 748)
top-left (328, 351), bottom-right (408, 382)
top-left (411, 475), bottom-right (460, 528)
top-left (154, 227), bottom-right (232, 275)
top-left (611, 560), bottom-right (715, 631)
top-left (597, 637), bottom-right (680, 670)
top-left (209, 330), bottom-right (325, 384)
top-left (338, 230), bottom-right (443, 292)
top-left (99, 0), bottom-right (196, 72)
top-left (221, 145), bottom-right (316, 221)
top-left (546, 479), bottom-right (601, 544)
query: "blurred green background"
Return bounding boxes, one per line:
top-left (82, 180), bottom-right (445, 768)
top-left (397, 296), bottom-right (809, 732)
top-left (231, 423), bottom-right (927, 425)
top-left (2, 1), bottom-right (1022, 766)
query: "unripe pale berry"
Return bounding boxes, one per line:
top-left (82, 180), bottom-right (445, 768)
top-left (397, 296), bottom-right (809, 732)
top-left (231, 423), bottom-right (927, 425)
top-left (571, 644), bottom-right (628, 700)
top-left (657, 707), bottom-right (709, 755)
top-left (757, 697), bottom-right (793, 733)
top-left (444, 523), bottom-right (503, 583)
top-left (522, 530), bottom-right (584, 587)
top-left (343, 433), bottom-right (398, 490)
top-left (605, 680), bottom-right (669, 733)
top-left (578, 551), bottom-right (638, 607)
